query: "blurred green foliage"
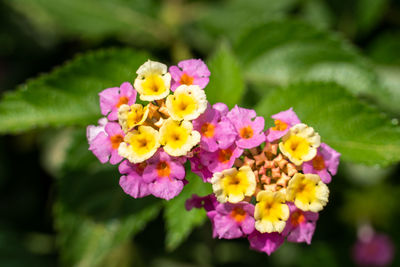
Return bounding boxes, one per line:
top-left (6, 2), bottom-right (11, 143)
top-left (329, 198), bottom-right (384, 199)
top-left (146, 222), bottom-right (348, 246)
top-left (0, 0), bottom-right (400, 266)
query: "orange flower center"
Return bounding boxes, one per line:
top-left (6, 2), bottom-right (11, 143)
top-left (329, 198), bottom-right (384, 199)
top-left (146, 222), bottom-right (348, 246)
top-left (180, 73), bottom-right (194, 85)
top-left (271, 119), bottom-right (288, 131)
top-left (239, 126), bottom-right (254, 139)
top-left (312, 155), bottom-right (326, 171)
top-left (218, 149), bottom-right (233, 163)
top-left (110, 134), bottom-right (124, 149)
top-left (156, 161), bottom-right (171, 177)
top-left (116, 96), bottom-right (129, 108)
top-left (230, 207), bottom-right (247, 223)
top-left (200, 123), bottom-right (215, 138)
top-left (290, 210), bottom-right (306, 227)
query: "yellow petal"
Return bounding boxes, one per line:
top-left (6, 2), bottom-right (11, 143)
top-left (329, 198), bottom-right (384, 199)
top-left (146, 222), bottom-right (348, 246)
top-left (211, 166), bottom-right (256, 203)
top-left (118, 126), bottom-right (160, 163)
top-left (118, 104), bottom-right (149, 132)
top-left (279, 123), bottom-right (320, 165)
top-left (286, 173), bottom-right (329, 212)
top-left (254, 191), bottom-right (289, 233)
top-left (166, 85), bottom-right (207, 121)
top-left (134, 60), bottom-right (171, 101)
top-left (159, 118), bottom-right (200, 156)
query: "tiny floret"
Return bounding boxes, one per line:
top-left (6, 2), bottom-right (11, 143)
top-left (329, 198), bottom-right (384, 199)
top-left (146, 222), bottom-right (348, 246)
top-left (134, 60), bottom-right (171, 101)
top-left (118, 125), bottom-right (160, 163)
top-left (118, 104), bottom-right (149, 132)
top-left (159, 118), bottom-right (201, 157)
top-left (254, 191), bottom-right (289, 233)
top-left (279, 123), bottom-right (321, 166)
top-left (166, 84), bottom-right (207, 121)
top-left (286, 173), bottom-right (329, 212)
top-left (211, 165), bottom-right (256, 203)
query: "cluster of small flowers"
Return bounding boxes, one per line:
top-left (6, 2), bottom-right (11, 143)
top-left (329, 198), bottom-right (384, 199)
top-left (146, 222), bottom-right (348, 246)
top-left (186, 107), bottom-right (341, 255)
top-left (87, 58), bottom-right (341, 255)
top-left (87, 59), bottom-right (211, 200)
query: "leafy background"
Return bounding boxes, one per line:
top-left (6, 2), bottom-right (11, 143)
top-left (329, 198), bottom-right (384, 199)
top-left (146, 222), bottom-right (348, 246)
top-left (0, 0), bottom-right (400, 266)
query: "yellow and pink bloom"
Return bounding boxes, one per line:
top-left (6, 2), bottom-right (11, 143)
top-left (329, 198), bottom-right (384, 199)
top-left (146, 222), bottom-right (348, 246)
top-left (227, 105), bottom-right (266, 149)
top-left (302, 143), bottom-right (341, 184)
top-left (142, 150), bottom-right (186, 200)
top-left (119, 160), bottom-right (150, 199)
top-left (282, 202), bottom-right (319, 244)
top-left (169, 59), bottom-right (210, 91)
top-left (88, 121), bottom-right (125, 165)
top-left (208, 202), bottom-right (255, 239)
top-left (265, 107), bottom-right (301, 142)
top-left (99, 82), bottom-right (137, 121)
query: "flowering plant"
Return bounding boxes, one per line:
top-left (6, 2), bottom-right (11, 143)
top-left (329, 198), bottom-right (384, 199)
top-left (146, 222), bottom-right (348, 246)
top-left (87, 58), bottom-right (340, 255)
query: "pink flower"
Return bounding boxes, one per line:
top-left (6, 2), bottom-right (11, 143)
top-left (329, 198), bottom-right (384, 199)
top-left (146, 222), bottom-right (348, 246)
top-left (227, 105), bottom-right (265, 149)
top-left (208, 202), bottom-right (255, 239)
top-left (185, 194), bottom-right (218, 212)
top-left (189, 148), bottom-right (213, 182)
top-left (212, 102), bottom-right (229, 116)
top-left (193, 104), bottom-right (236, 152)
top-left (86, 117), bottom-right (107, 143)
top-left (265, 108), bottom-right (301, 142)
top-left (169, 59), bottom-right (210, 91)
top-left (201, 144), bottom-right (243, 172)
top-left (248, 231), bottom-right (285, 256)
top-left (119, 160), bottom-right (150, 198)
top-left (142, 150), bottom-right (186, 200)
top-left (282, 202), bottom-right (319, 244)
top-left (302, 143), bottom-right (341, 184)
top-left (87, 121), bottom-right (124, 164)
top-left (353, 229), bottom-right (394, 267)
top-left (99, 82), bottom-right (137, 121)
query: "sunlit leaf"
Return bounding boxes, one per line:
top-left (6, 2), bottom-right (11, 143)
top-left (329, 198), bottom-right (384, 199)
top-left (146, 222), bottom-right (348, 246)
top-left (235, 20), bottom-right (394, 110)
top-left (6, 0), bottom-right (169, 45)
top-left (205, 43), bottom-right (245, 108)
top-left (0, 48), bottom-right (149, 134)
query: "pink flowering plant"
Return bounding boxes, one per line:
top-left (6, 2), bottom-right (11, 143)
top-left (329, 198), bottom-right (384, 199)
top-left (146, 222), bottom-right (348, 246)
top-left (186, 106), bottom-right (341, 255)
top-left (87, 58), bottom-right (341, 256)
top-left (87, 59), bottom-right (210, 200)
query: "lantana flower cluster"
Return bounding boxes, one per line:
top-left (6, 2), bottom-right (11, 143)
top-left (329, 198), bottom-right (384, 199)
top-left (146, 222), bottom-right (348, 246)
top-left (186, 107), bottom-right (341, 255)
top-left (87, 59), bottom-right (211, 200)
top-left (87, 58), bottom-right (341, 255)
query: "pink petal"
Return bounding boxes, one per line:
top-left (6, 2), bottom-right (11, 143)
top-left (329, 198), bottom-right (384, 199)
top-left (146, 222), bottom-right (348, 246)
top-left (119, 173), bottom-right (150, 198)
top-left (149, 178), bottom-right (184, 200)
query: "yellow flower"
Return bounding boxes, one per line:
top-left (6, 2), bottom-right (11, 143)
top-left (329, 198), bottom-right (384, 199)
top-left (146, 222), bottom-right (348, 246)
top-left (159, 118), bottom-right (200, 157)
top-left (286, 173), bottom-right (329, 212)
top-left (254, 191), bottom-right (289, 233)
top-left (134, 60), bottom-right (171, 101)
top-left (166, 85), bottom-right (207, 121)
top-left (211, 166), bottom-right (256, 203)
top-left (118, 104), bottom-right (149, 132)
top-left (279, 123), bottom-right (320, 165)
top-left (118, 126), bottom-right (160, 163)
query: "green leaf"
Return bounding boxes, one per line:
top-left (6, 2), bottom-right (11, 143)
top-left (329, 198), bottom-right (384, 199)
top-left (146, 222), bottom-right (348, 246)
top-left (235, 20), bottom-right (393, 108)
top-left (164, 172), bottom-right (212, 251)
top-left (368, 31), bottom-right (400, 65)
top-left (356, 0), bottom-right (388, 34)
top-left (0, 48), bottom-right (149, 134)
top-left (6, 0), bottom-right (169, 45)
top-left (205, 43), bottom-right (245, 108)
top-left (55, 201), bottom-right (161, 267)
top-left (195, 0), bottom-right (297, 42)
top-left (255, 82), bottom-right (400, 166)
